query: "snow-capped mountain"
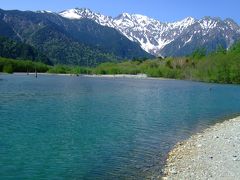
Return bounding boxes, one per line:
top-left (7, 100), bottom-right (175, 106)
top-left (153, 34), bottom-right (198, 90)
top-left (59, 8), bottom-right (240, 57)
top-left (59, 8), bottom-right (115, 27)
top-left (160, 17), bottom-right (240, 57)
top-left (113, 14), bottom-right (196, 55)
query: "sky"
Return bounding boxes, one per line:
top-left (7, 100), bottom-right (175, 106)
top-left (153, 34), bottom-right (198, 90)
top-left (0, 0), bottom-right (239, 23)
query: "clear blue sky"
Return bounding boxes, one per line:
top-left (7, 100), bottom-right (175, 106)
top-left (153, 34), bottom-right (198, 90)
top-left (0, 0), bottom-right (239, 23)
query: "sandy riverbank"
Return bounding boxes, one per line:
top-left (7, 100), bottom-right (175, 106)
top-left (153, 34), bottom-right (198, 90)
top-left (163, 116), bottom-right (240, 180)
top-left (12, 72), bottom-right (172, 80)
top-left (13, 72), bottom-right (149, 78)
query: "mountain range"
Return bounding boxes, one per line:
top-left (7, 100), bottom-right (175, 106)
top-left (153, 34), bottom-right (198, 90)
top-left (60, 8), bottom-right (240, 57)
top-left (0, 8), bottom-right (240, 65)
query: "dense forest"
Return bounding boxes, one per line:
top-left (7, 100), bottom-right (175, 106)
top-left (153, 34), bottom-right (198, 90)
top-left (1, 42), bottom-right (240, 84)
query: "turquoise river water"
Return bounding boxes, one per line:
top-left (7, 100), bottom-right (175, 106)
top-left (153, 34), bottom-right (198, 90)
top-left (1, 74), bottom-right (240, 179)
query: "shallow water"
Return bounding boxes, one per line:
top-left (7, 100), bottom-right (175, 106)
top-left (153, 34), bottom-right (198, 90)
top-left (1, 74), bottom-right (240, 179)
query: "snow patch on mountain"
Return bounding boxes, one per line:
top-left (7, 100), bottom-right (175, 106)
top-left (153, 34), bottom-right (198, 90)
top-left (168, 17), bottom-right (195, 29)
top-left (59, 9), bottom-right (82, 19)
top-left (184, 35), bottom-right (193, 46)
top-left (37, 10), bottom-right (53, 14)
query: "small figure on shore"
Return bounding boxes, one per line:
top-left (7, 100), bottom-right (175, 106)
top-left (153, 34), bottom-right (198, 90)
top-left (35, 68), bottom-right (37, 78)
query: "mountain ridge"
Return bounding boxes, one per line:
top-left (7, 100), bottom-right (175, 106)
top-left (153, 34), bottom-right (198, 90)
top-left (59, 8), bottom-right (240, 57)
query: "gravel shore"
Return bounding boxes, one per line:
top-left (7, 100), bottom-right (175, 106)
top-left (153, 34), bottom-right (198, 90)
top-left (13, 73), bottom-right (173, 80)
top-left (163, 116), bottom-right (240, 180)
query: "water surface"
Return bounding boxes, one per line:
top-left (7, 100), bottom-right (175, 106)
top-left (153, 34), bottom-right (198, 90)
top-left (1, 74), bottom-right (240, 179)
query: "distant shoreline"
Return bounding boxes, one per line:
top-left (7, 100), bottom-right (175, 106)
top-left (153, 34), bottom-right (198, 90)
top-left (162, 115), bottom-right (240, 179)
top-left (1, 73), bottom-right (239, 85)
top-left (11, 72), bottom-right (172, 80)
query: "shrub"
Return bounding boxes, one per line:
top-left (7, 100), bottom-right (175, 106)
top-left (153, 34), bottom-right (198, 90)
top-left (3, 64), bottom-right (13, 74)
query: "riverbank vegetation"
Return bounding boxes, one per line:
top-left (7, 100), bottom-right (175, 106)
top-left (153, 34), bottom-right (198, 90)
top-left (87, 42), bottom-right (240, 84)
top-left (0, 57), bottom-right (49, 73)
top-left (1, 42), bottom-right (240, 84)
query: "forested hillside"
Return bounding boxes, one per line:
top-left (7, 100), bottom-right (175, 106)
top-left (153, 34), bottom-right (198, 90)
top-left (0, 9), bottom-right (153, 66)
top-left (0, 36), bottom-right (51, 64)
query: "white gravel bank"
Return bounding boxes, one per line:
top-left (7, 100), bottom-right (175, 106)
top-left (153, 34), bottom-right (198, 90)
top-left (163, 116), bottom-right (240, 180)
